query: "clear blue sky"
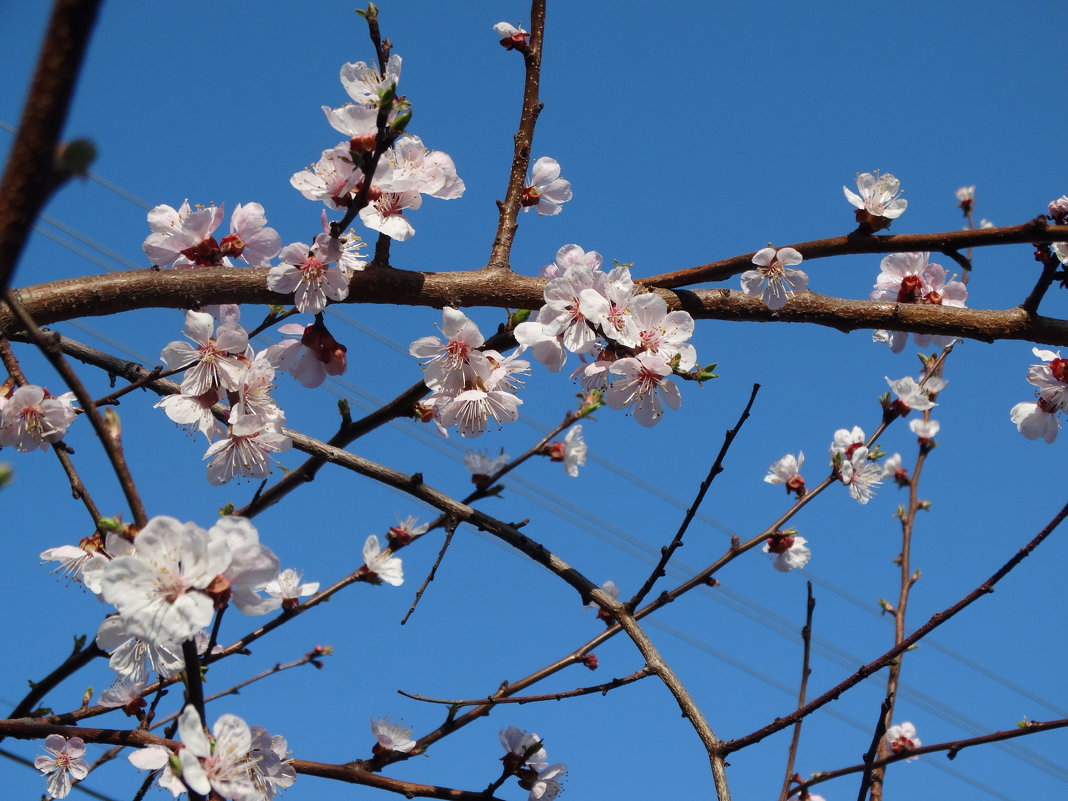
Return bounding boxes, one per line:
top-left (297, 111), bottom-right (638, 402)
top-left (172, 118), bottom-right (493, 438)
top-left (2, 2), bottom-right (1067, 800)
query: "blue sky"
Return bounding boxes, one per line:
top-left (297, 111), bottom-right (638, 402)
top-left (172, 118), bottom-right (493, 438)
top-left (2, 2), bottom-right (1067, 800)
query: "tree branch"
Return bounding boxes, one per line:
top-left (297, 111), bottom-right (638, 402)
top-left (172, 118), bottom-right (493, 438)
top-left (5, 262), bottom-right (1068, 345)
top-left (0, 0), bottom-right (103, 293)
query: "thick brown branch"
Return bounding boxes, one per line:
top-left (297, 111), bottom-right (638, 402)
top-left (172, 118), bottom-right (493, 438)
top-left (4, 265), bottom-right (1068, 346)
top-left (0, 0), bottom-right (103, 293)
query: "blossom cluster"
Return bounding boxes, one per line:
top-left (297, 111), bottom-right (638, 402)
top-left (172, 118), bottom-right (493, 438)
top-left (0, 384), bottom-right (76, 452)
top-left (128, 705), bottom-right (295, 800)
top-left (513, 244), bottom-right (700, 427)
top-left (410, 307), bottom-right (531, 438)
top-left (156, 307), bottom-right (292, 485)
top-left (290, 52), bottom-right (465, 243)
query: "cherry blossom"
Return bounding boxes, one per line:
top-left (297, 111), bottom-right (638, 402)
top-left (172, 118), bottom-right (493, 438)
top-left (465, 449), bottom-right (510, 485)
top-left (95, 615), bottom-right (184, 685)
top-left (500, 726), bottom-right (549, 771)
top-left (410, 307), bottom-right (491, 394)
top-left (884, 720), bottom-right (922, 760)
top-left (208, 516), bottom-right (281, 616)
top-left (161, 310), bottom-right (250, 396)
top-left (882, 452), bottom-right (909, 486)
top-left (869, 252), bottom-right (967, 353)
top-left (204, 408), bottom-right (292, 485)
top-left (1026, 347), bottom-right (1068, 412)
top-left (436, 381), bottom-right (524, 438)
top-left (494, 21), bottom-right (530, 49)
top-left (605, 352), bottom-right (681, 427)
top-left (176, 705), bottom-right (256, 800)
top-left (100, 516), bottom-right (230, 645)
top-left (764, 452), bottom-right (806, 497)
top-left (34, 734), bottom-right (89, 799)
top-left (322, 103), bottom-right (382, 154)
top-left (382, 135), bottom-right (465, 200)
top-left (629, 292), bottom-right (697, 370)
top-left (290, 145), bottom-right (362, 210)
top-left (248, 726), bottom-right (296, 800)
top-left (548, 425), bottom-right (587, 477)
top-left (0, 385), bottom-right (76, 451)
top-left (260, 568), bottom-right (320, 609)
top-left (843, 171), bottom-right (907, 229)
top-left (522, 156), bottom-right (572, 215)
top-left (909, 417), bottom-right (940, 444)
top-left (886, 375), bottom-right (946, 415)
top-left (371, 717), bottom-right (416, 753)
top-left (340, 53), bottom-right (402, 106)
top-left (956, 185), bottom-right (975, 213)
top-left (360, 187), bottom-right (423, 240)
top-left (154, 388), bottom-right (226, 442)
top-left (267, 320), bottom-right (348, 389)
top-left (838, 446), bottom-right (883, 505)
top-left (360, 534), bottom-right (404, 586)
top-left (143, 201), bottom-right (226, 268)
top-left (387, 516), bottom-right (430, 547)
top-left (829, 425), bottom-right (866, 463)
top-left (1010, 399), bottom-right (1059, 443)
top-left (268, 234), bottom-right (349, 314)
top-left (762, 533), bottom-right (811, 572)
top-left (528, 763), bottom-right (567, 801)
top-left (579, 265), bottom-right (640, 347)
top-left (220, 202), bottom-right (282, 267)
top-left (1048, 195), bottom-right (1068, 225)
top-left (740, 247), bottom-right (809, 310)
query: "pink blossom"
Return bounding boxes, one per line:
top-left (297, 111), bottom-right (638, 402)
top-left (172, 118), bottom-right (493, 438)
top-left (35, 735), bottom-right (89, 798)
top-left (762, 533), bottom-right (811, 572)
top-left (204, 409), bottom-right (292, 485)
top-left (160, 310), bottom-right (250, 396)
top-left (870, 252), bottom-right (967, 353)
top-left (268, 235), bottom-right (349, 314)
top-left (0, 385), bottom-right (76, 451)
top-left (267, 320), bottom-right (348, 388)
top-left (740, 247), bottom-right (808, 310)
top-left (605, 352), bottom-right (681, 427)
top-left (522, 156), bottom-right (572, 215)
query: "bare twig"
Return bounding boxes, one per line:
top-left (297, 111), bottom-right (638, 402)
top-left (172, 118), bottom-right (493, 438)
top-left (0, 0), bottom-right (103, 293)
top-left (399, 666), bottom-right (652, 707)
top-left (778, 582), bottom-right (815, 801)
top-left (724, 497), bottom-right (1068, 753)
top-left (627, 383), bottom-right (759, 611)
top-left (401, 517), bottom-right (458, 624)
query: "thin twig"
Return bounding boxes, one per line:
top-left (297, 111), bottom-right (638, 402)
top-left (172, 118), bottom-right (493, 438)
top-left (724, 497), bottom-right (1068, 753)
top-left (2, 293), bottom-right (147, 526)
top-left (627, 383), bottom-right (759, 611)
top-left (778, 581), bottom-right (815, 801)
top-left (401, 518), bottom-right (458, 624)
top-left (0, 338), bottom-right (100, 522)
top-left (399, 666), bottom-right (652, 707)
top-left (857, 695), bottom-right (894, 801)
top-left (789, 716), bottom-right (1068, 797)
top-left (485, 0), bottom-right (546, 271)
top-left (1020, 244), bottom-right (1060, 314)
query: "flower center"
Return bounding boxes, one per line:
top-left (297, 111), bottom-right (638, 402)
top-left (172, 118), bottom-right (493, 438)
top-left (896, 274), bottom-right (923, 303)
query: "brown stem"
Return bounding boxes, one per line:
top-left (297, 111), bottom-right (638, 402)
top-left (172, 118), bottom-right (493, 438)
top-left (627, 383), bottom-right (759, 611)
top-left (778, 582), bottom-right (815, 801)
top-left (398, 665), bottom-right (652, 706)
top-left (400, 518), bottom-right (458, 624)
top-left (790, 716), bottom-right (1068, 797)
top-left (485, 0), bottom-right (546, 271)
top-left (2, 291), bottom-right (148, 526)
top-left (643, 218), bottom-right (1065, 287)
top-left (6, 264), bottom-right (1068, 346)
top-left (0, 0), bottom-right (103, 293)
top-left (0, 720), bottom-right (507, 800)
